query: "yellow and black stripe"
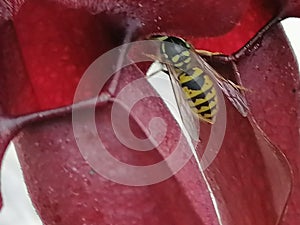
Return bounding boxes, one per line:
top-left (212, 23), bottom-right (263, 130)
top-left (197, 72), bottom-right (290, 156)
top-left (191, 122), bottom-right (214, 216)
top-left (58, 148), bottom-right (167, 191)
top-left (151, 35), bottom-right (220, 123)
top-left (178, 67), bottom-right (218, 123)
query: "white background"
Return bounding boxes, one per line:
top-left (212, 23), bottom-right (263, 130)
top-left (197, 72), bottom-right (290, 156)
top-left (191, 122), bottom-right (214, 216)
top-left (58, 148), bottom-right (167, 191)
top-left (0, 18), bottom-right (299, 225)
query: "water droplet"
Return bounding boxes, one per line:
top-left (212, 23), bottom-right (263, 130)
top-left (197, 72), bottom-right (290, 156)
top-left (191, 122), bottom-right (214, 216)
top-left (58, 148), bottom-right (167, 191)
top-left (82, 175), bottom-right (89, 183)
top-left (94, 206), bottom-right (100, 212)
top-left (48, 186), bottom-right (54, 193)
top-left (89, 169), bottom-right (96, 175)
top-left (71, 166), bottom-right (79, 173)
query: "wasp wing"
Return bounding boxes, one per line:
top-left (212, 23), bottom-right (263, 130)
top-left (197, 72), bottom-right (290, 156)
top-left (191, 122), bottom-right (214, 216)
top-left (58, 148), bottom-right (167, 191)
top-left (164, 64), bottom-right (200, 141)
top-left (194, 55), bottom-right (249, 117)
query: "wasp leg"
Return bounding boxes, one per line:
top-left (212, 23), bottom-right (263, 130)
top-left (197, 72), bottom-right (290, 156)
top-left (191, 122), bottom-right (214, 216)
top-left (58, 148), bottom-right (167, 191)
top-left (197, 52), bottom-right (250, 92)
top-left (195, 49), bottom-right (223, 57)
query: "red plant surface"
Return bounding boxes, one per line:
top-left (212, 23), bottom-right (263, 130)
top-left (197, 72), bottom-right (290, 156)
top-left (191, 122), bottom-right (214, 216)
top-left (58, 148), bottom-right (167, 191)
top-left (0, 0), bottom-right (300, 224)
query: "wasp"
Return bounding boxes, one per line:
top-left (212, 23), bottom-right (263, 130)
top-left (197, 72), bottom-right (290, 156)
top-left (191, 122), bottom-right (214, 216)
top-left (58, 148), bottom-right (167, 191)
top-left (147, 35), bottom-right (248, 126)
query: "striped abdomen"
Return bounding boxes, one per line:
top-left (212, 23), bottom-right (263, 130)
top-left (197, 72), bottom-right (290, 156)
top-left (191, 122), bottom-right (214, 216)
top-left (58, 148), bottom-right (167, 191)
top-left (178, 67), bottom-right (218, 123)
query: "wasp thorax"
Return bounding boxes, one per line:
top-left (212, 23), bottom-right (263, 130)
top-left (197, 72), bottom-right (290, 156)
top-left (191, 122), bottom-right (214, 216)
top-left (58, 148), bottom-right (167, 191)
top-left (161, 37), bottom-right (192, 71)
top-left (150, 35), bottom-right (192, 70)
